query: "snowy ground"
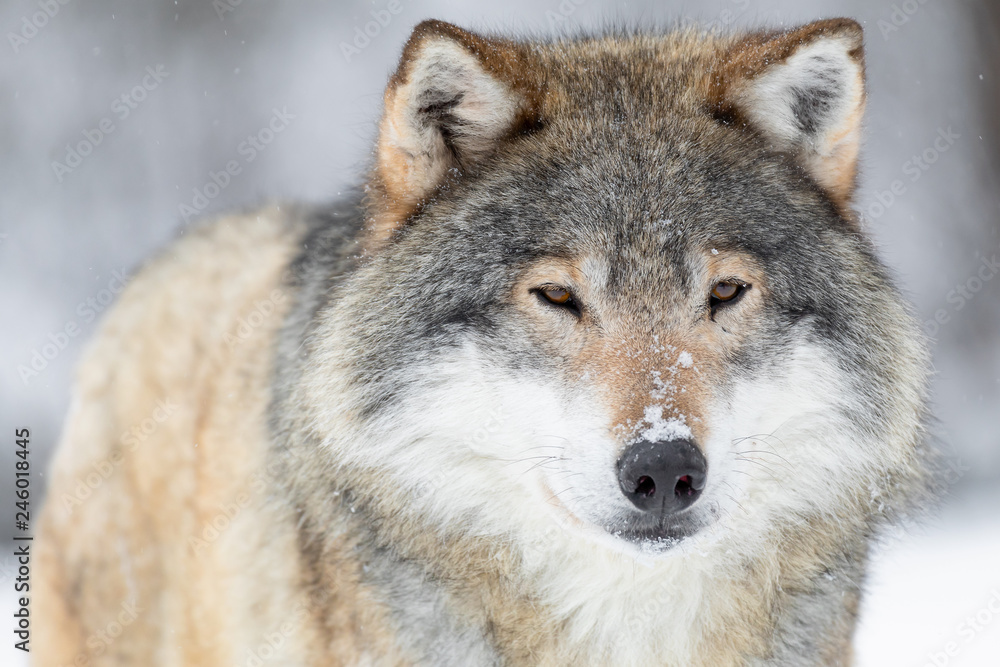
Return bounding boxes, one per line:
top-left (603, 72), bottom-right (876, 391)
top-left (855, 487), bottom-right (1000, 667)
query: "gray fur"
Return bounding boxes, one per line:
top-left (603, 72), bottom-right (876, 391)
top-left (266, 21), bottom-right (931, 665)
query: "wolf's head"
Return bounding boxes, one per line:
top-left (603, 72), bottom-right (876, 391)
top-left (295, 19), bottom-right (929, 561)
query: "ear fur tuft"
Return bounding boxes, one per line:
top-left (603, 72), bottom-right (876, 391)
top-left (711, 19), bottom-right (867, 210)
top-left (367, 20), bottom-right (541, 249)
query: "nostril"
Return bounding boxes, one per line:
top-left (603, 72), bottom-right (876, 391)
top-left (618, 438), bottom-right (708, 515)
top-left (674, 474), bottom-right (696, 498)
top-left (634, 475), bottom-right (656, 497)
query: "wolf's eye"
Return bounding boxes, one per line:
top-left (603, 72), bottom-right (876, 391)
top-left (535, 286), bottom-right (582, 317)
top-left (541, 287), bottom-right (571, 304)
top-left (711, 282), bottom-right (741, 301)
top-left (709, 281), bottom-right (747, 313)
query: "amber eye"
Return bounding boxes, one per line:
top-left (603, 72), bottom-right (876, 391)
top-left (541, 286), bottom-right (572, 305)
top-left (711, 281), bottom-right (741, 302)
top-left (535, 285), bottom-right (582, 317)
top-left (709, 281), bottom-right (748, 317)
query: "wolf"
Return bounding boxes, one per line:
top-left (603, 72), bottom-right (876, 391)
top-left (36, 17), bottom-right (931, 666)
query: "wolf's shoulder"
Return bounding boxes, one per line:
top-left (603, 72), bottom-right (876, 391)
top-left (48, 204), bottom-right (310, 473)
top-left (105, 198), bottom-right (365, 346)
top-left (112, 203), bottom-right (312, 346)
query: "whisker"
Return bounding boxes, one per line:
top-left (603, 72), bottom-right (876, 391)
top-left (523, 457), bottom-right (568, 473)
top-left (734, 457), bottom-right (781, 477)
top-left (725, 494), bottom-right (751, 516)
top-left (731, 422), bottom-right (793, 451)
top-left (499, 455), bottom-right (560, 465)
top-left (729, 451), bottom-right (788, 468)
top-left (733, 449), bottom-right (792, 465)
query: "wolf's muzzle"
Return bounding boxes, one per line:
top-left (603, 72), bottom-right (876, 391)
top-left (617, 439), bottom-right (707, 515)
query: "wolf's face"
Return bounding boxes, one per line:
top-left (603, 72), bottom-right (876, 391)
top-left (310, 21), bottom-right (928, 559)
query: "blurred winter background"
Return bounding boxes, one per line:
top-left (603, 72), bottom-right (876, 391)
top-left (1, 0), bottom-right (997, 664)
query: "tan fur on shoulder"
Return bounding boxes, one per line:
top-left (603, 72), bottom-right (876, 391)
top-left (35, 207), bottom-right (364, 666)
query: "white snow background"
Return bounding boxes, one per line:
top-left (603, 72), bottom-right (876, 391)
top-left (1, 0), bottom-right (998, 664)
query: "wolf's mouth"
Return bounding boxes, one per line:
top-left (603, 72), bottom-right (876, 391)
top-left (604, 512), bottom-right (701, 551)
top-left (537, 473), bottom-right (706, 553)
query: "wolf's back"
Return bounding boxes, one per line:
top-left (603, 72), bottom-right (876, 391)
top-left (34, 205), bottom-right (311, 666)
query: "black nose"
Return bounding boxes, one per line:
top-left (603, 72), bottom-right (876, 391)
top-left (618, 439), bottom-right (707, 515)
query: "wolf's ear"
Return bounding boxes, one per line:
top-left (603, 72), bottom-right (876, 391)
top-left (711, 18), bottom-right (866, 210)
top-left (367, 20), bottom-right (540, 247)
